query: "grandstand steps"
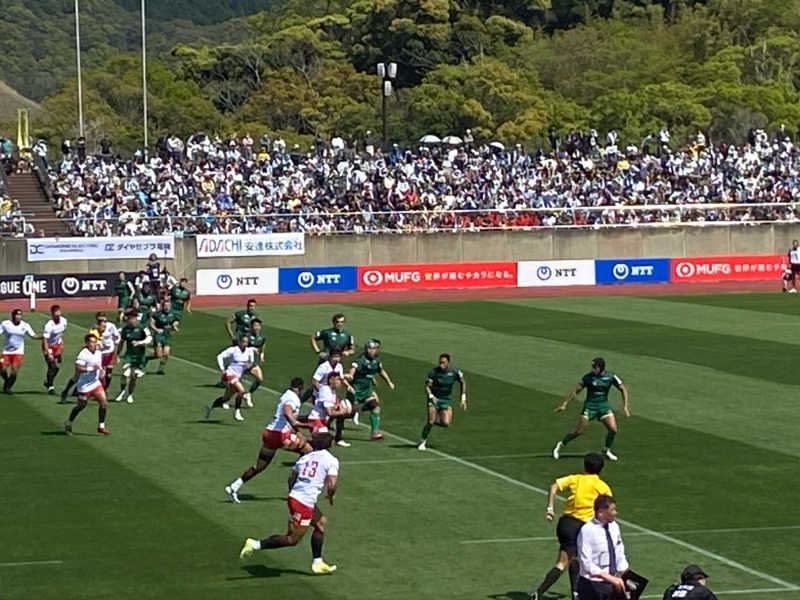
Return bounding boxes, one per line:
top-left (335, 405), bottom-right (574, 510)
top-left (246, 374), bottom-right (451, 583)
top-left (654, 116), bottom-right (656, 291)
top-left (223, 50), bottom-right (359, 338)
top-left (6, 172), bottom-right (70, 237)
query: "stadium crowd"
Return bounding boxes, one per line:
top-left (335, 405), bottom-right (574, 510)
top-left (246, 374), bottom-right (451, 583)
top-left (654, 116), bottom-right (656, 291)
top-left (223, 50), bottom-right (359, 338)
top-left (28, 127), bottom-right (800, 235)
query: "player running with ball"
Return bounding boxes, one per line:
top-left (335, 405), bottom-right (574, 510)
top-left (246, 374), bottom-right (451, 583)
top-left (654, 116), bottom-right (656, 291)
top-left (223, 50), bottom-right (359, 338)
top-left (345, 339), bottom-right (395, 440)
top-left (418, 353), bottom-right (466, 451)
top-left (552, 357), bottom-right (630, 461)
top-left (204, 335), bottom-right (256, 422)
top-left (224, 377), bottom-right (313, 504)
top-left (239, 430), bottom-right (339, 575)
top-left (64, 333), bottom-right (111, 435)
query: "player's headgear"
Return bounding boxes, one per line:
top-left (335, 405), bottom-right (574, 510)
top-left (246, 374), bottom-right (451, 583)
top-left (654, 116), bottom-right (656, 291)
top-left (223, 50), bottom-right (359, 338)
top-left (591, 357), bottom-right (606, 371)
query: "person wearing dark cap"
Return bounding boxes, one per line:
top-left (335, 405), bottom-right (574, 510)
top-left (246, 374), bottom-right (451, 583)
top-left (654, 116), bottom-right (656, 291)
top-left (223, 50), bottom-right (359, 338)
top-left (663, 565), bottom-right (717, 599)
top-left (553, 357), bottom-right (630, 462)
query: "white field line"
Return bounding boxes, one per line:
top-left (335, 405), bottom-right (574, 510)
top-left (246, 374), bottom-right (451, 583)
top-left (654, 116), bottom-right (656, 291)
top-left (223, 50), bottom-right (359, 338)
top-left (0, 560), bottom-right (63, 567)
top-left (132, 350), bottom-right (799, 591)
top-left (461, 525), bottom-right (800, 544)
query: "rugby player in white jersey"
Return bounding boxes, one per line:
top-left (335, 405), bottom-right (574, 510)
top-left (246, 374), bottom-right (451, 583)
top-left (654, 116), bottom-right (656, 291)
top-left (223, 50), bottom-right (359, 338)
top-left (1, 309), bottom-right (43, 393)
top-left (204, 335), bottom-right (255, 422)
top-left (239, 430), bottom-right (339, 575)
top-left (307, 372), bottom-right (350, 431)
top-left (224, 377), bottom-right (313, 504)
top-left (64, 333), bottom-right (111, 435)
top-left (311, 349), bottom-right (354, 447)
top-left (61, 311), bottom-right (119, 402)
top-left (42, 305), bottom-right (68, 394)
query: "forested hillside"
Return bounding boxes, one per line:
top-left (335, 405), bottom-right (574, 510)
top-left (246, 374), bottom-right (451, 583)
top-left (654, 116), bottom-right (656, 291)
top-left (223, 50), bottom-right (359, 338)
top-left (8, 0), bottom-right (800, 151)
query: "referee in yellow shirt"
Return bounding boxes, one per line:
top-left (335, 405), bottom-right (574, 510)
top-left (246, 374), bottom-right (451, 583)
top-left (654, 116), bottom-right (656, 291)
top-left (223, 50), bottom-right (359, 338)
top-left (529, 452), bottom-right (612, 600)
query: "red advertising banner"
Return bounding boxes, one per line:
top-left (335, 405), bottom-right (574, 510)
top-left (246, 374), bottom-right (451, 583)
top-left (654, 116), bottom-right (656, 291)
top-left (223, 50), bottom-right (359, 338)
top-left (670, 254), bottom-right (786, 283)
top-left (357, 262), bottom-right (517, 291)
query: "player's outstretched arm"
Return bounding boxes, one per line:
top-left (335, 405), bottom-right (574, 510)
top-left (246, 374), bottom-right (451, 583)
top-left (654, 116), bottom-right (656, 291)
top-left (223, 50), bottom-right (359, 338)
top-left (619, 383), bottom-right (631, 417)
top-left (379, 368), bottom-right (395, 390)
top-left (545, 482), bottom-right (559, 520)
top-left (325, 475), bottom-right (338, 505)
top-left (556, 384), bottom-right (582, 412)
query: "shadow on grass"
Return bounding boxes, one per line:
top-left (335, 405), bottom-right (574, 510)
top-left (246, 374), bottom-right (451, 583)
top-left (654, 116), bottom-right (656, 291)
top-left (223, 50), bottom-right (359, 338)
top-left (41, 430), bottom-right (93, 437)
top-left (226, 564), bottom-right (310, 580)
top-left (184, 420), bottom-right (227, 425)
top-left (217, 494), bottom-right (285, 504)
top-left (487, 592), bottom-right (533, 600)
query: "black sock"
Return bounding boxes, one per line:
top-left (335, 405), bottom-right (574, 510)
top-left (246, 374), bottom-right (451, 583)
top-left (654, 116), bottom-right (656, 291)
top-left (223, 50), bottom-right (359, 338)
top-left (249, 379), bottom-right (260, 393)
top-left (536, 566), bottom-right (564, 595)
top-left (211, 396), bottom-right (226, 408)
top-left (259, 535), bottom-right (287, 550)
top-left (98, 405), bottom-right (107, 425)
top-left (62, 378), bottom-right (76, 395)
top-left (568, 558), bottom-right (579, 594)
top-left (5, 373), bottom-right (17, 390)
top-left (67, 404), bottom-right (85, 422)
top-left (0, 370), bottom-right (6, 382)
top-left (311, 529), bottom-right (324, 559)
top-left (334, 416), bottom-right (345, 441)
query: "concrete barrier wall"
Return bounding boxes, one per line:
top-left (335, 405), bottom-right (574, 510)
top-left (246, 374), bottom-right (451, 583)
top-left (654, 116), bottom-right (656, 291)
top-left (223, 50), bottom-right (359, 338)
top-left (4, 224), bottom-right (800, 277)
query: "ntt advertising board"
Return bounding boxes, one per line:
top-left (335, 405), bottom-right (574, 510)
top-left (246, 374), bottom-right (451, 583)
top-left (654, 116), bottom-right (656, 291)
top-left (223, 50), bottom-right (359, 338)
top-left (595, 258), bottom-right (670, 284)
top-left (517, 260), bottom-right (595, 287)
top-left (196, 268), bottom-right (279, 295)
top-left (357, 262), bottom-right (517, 291)
top-left (278, 266), bottom-right (357, 293)
top-left (670, 254), bottom-right (785, 282)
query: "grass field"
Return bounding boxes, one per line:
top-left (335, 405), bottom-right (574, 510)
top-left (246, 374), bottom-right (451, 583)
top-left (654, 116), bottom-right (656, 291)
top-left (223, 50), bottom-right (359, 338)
top-left (2, 293), bottom-right (799, 600)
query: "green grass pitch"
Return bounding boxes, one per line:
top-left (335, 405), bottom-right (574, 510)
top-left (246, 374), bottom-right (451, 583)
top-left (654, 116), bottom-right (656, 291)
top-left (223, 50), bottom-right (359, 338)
top-left (1, 293), bottom-right (799, 600)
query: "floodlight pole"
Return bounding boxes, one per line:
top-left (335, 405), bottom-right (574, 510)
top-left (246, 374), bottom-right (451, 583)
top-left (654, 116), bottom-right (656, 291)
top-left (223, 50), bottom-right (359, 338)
top-left (74, 0), bottom-right (84, 138)
top-left (377, 62), bottom-right (396, 152)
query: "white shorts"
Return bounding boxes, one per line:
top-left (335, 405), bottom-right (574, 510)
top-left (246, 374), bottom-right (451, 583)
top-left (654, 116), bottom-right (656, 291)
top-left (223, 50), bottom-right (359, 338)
top-left (122, 364), bottom-right (145, 378)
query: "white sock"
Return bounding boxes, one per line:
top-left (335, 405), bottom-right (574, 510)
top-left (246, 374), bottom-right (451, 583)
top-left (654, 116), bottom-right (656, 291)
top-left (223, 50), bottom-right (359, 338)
top-left (231, 478), bottom-right (243, 492)
top-left (253, 540), bottom-right (262, 550)
top-left (312, 557), bottom-right (322, 565)
top-left (99, 422), bottom-right (105, 428)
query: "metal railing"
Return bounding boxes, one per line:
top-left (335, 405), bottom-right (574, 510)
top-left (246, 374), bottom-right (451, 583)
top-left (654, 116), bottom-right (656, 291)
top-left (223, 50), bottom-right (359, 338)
top-left (12, 202), bottom-right (800, 236)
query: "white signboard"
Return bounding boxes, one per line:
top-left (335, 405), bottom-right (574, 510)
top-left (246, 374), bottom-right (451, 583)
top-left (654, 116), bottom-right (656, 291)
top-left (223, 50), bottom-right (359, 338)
top-left (517, 260), bottom-right (596, 287)
top-left (196, 268), bottom-right (279, 296)
top-left (196, 233), bottom-right (305, 258)
top-left (27, 236), bottom-right (175, 262)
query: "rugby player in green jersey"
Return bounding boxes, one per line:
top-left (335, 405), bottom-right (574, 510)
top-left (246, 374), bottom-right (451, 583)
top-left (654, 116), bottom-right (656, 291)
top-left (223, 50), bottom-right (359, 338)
top-left (242, 318), bottom-right (266, 408)
top-left (552, 357), bottom-right (631, 462)
top-left (345, 339), bottom-right (395, 440)
top-left (114, 311), bottom-right (152, 404)
top-left (169, 278), bottom-right (192, 317)
top-left (226, 299), bottom-right (259, 344)
top-left (148, 299), bottom-right (181, 375)
top-left (418, 353), bottom-right (467, 451)
top-left (114, 272), bottom-right (135, 323)
top-left (135, 281), bottom-right (157, 322)
top-left (310, 313), bottom-right (354, 360)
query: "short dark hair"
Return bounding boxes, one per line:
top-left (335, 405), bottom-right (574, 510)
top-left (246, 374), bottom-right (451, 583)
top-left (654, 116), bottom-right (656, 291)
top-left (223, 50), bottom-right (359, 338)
top-left (332, 312), bottom-right (345, 323)
top-left (250, 318), bottom-right (262, 326)
top-left (594, 494), bottom-right (615, 512)
top-left (247, 298), bottom-right (257, 305)
top-left (439, 353), bottom-right (451, 361)
top-left (125, 310), bottom-right (138, 319)
top-left (50, 304), bottom-right (60, 313)
top-left (238, 334), bottom-right (250, 343)
top-left (95, 311), bottom-right (107, 320)
top-left (290, 376), bottom-right (304, 390)
top-left (592, 357), bottom-right (606, 371)
top-left (584, 452), bottom-right (605, 474)
top-left (311, 431), bottom-right (334, 450)
top-left (329, 349), bottom-right (342, 357)
top-left (180, 277), bottom-right (188, 283)
top-left (84, 333), bottom-right (97, 343)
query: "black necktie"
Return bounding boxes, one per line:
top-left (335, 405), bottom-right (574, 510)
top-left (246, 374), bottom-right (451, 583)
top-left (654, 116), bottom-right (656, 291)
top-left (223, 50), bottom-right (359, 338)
top-left (604, 522), bottom-right (617, 574)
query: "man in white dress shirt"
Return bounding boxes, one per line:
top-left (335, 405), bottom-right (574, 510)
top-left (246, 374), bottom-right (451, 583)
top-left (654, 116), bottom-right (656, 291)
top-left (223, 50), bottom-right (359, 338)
top-left (577, 495), bottom-right (630, 600)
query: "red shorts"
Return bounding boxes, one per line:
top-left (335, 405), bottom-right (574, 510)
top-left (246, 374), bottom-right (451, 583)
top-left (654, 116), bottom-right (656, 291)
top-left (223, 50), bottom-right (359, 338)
top-left (261, 428), bottom-right (298, 450)
top-left (78, 382), bottom-right (105, 399)
top-left (45, 342), bottom-right (63, 358)
top-left (101, 352), bottom-right (116, 368)
top-left (1, 352), bottom-right (23, 367)
top-left (223, 372), bottom-right (240, 386)
top-left (307, 418), bottom-right (327, 432)
top-left (287, 496), bottom-right (313, 527)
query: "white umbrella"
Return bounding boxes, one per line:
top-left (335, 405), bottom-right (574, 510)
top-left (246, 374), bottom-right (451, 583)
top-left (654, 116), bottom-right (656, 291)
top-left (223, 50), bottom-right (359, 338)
top-left (442, 135), bottom-right (463, 145)
top-left (419, 134), bottom-right (442, 144)
top-left (489, 141), bottom-right (505, 150)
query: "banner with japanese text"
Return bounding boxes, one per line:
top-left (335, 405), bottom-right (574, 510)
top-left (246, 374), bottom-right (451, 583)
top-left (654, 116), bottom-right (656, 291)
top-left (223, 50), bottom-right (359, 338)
top-left (27, 236), bottom-right (174, 262)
